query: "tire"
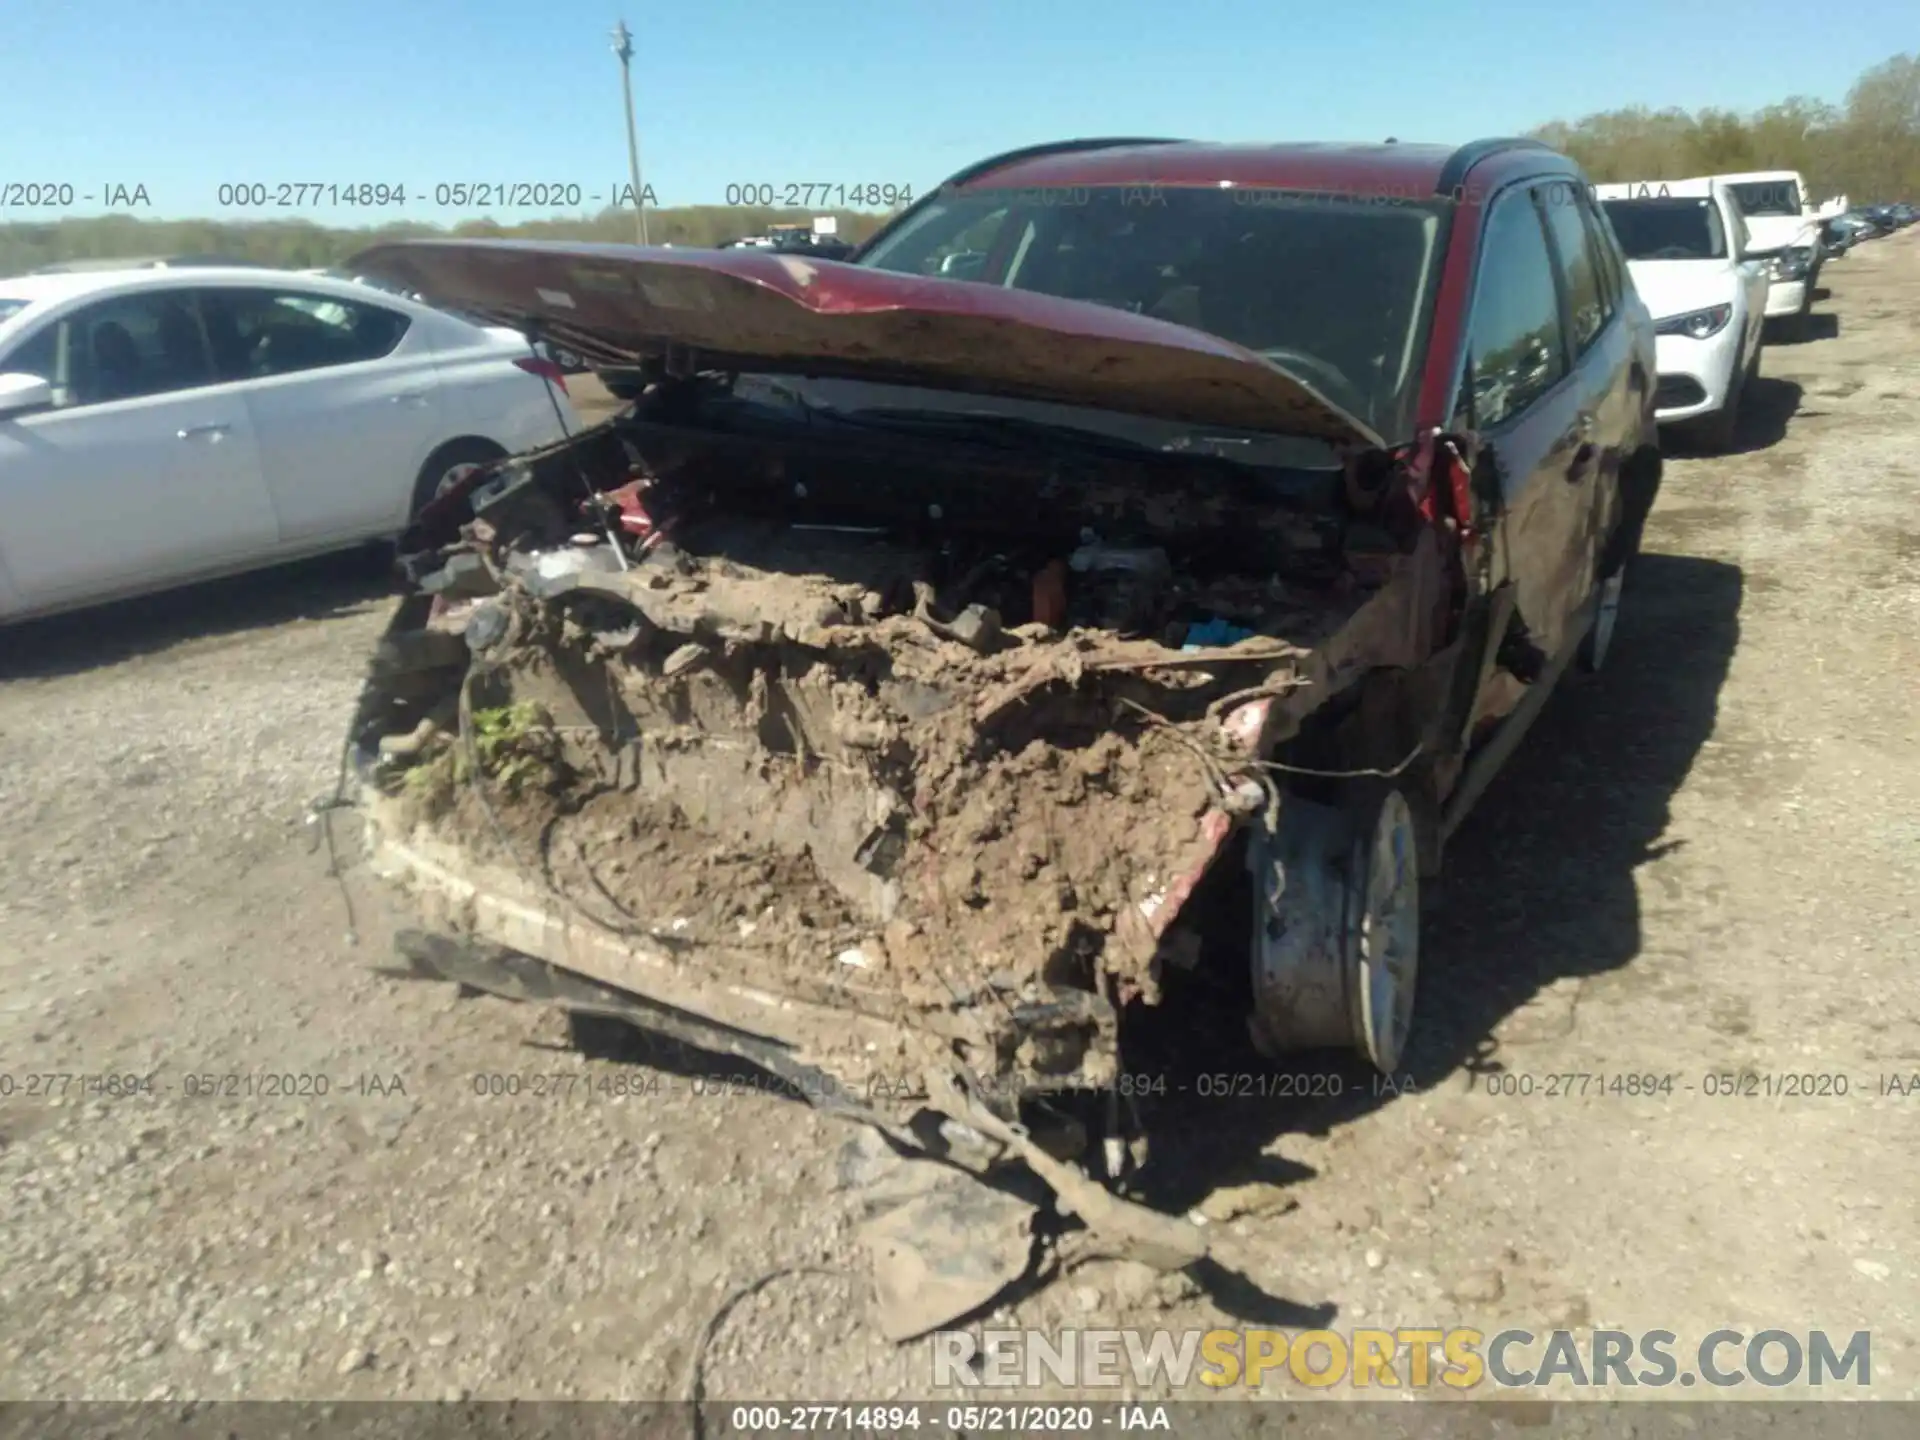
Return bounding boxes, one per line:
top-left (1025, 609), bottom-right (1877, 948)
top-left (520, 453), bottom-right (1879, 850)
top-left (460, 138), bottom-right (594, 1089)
top-left (1577, 567), bottom-right (1624, 674)
top-left (1247, 784), bottom-right (1420, 1073)
top-left (407, 437), bottom-right (506, 523)
top-left (1692, 355), bottom-right (1746, 453)
top-left (1580, 441), bottom-right (1659, 673)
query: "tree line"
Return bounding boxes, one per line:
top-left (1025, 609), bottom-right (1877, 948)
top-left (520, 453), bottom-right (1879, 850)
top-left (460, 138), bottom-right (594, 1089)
top-left (1529, 52), bottom-right (1920, 202)
top-left (4, 50), bottom-right (1915, 276)
top-left (0, 205), bottom-right (897, 276)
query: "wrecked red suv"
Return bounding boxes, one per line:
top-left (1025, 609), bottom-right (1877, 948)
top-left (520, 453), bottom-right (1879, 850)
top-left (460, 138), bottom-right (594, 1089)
top-left (337, 137), bottom-right (1659, 1268)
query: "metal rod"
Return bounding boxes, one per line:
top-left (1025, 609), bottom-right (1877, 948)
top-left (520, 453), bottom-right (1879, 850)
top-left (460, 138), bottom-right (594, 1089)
top-left (612, 20), bottom-right (648, 246)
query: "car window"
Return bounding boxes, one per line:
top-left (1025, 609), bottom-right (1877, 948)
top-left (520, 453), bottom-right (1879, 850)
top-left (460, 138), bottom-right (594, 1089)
top-left (1459, 188), bottom-right (1568, 430)
top-left (870, 203), bottom-right (1014, 281)
top-left (862, 186), bottom-right (1446, 440)
top-left (7, 323), bottom-right (60, 385)
top-left (1729, 180), bottom-right (1801, 217)
top-left (198, 288), bottom-right (411, 380)
top-left (1599, 198), bottom-right (1728, 261)
top-left (1538, 181), bottom-right (1608, 355)
top-left (1575, 198), bottom-right (1623, 319)
top-left (1592, 202), bottom-right (1635, 299)
top-left (33, 292), bottom-right (218, 408)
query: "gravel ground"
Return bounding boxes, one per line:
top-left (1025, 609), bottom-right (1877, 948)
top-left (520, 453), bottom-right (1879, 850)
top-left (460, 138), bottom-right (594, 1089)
top-left (2, 240), bottom-right (1917, 1404)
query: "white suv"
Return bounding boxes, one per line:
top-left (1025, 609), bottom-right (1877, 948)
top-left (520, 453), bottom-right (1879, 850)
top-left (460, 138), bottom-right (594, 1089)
top-left (1596, 179), bottom-right (1770, 449)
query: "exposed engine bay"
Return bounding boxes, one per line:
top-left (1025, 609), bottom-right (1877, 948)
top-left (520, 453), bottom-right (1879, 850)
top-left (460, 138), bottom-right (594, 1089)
top-left (350, 373), bottom-right (1464, 1113)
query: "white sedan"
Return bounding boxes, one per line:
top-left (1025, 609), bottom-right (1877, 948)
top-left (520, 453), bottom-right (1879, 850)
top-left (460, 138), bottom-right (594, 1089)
top-left (0, 265), bottom-right (581, 623)
top-left (1596, 180), bottom-right (1769, 451)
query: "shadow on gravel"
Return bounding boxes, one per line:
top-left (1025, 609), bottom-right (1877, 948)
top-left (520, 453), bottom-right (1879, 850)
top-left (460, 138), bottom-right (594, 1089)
top-left (0, 548), bottom-right (395, 681)
top-left (1110, 552), bottom-right (1742, 1317)
top-left (1766, 313), bottom-right (1841, 344)
top-left (1727, 376), bottom-right (1802, 451)
top-left (1661, 377), bottom-right (1802, 457)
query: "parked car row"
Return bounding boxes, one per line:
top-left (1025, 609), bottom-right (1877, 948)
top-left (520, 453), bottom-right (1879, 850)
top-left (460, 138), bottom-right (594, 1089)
top-left (1587, 164), bottom-right (1893, 452)
top-left (1823, 202), bottom-right (1916, 255)
top-left (719, 230), bottom-right (857, 260)
top-left (1594, 178), bottom-right (1770, 451)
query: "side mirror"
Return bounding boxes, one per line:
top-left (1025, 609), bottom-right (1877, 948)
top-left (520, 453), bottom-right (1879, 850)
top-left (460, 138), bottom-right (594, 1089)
top-left (0, 372), bottom-right (54, 418)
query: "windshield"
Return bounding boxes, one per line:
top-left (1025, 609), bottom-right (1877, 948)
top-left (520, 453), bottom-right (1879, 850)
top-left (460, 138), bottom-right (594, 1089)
top-left (1729, 180), bottom-right (1802, 217)
top-left (0, 299), bottom-right (31, 327)
top-left (857, 185), bottom-right (1447, 441)
top-left (1600, 198), bottom-right (1728, 260)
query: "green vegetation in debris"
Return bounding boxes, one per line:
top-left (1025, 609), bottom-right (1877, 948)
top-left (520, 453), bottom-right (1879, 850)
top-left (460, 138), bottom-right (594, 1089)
top-left (394, 701), bottom-right (565, 820)
top-left (468, 702), bottom-right (567, 798)
top-left (1531, 51), bottom-right (1920, 202)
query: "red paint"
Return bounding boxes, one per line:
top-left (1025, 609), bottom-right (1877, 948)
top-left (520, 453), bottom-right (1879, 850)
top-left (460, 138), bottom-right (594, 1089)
top-left (953, 142), bottom-right (1464, 198)
top-left (598, 480), bottom-right (655, 539)
top-left (349, 238), bottom-right (1375, 446)
top-left (1031, 559), bottom-right (1069, 629)
top-left (1146, 810), bottom-right (1238, 942)
top-left (511, 354), bottom-right (570, 394)
top-left (1443, 445), bottom-right (1475, 538)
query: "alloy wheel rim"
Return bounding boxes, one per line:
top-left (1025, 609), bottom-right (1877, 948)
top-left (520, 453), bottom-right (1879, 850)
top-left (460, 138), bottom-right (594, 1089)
top-left (1355, 790), bottom-right (1419, 1073)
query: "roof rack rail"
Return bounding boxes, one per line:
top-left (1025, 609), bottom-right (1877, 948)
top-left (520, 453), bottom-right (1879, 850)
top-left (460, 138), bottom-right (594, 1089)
top-left (937, 136), bottom-right (1187, 192)
top-left (1436, 137), bottom-right (1561, 195)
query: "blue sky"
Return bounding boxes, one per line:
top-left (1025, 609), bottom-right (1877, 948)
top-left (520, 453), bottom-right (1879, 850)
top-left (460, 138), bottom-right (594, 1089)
top-left (2, 0), bottom-right (1903, 227)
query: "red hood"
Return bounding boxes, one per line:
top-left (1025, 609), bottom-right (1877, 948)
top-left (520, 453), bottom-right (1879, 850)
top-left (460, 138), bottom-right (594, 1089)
top-left (347, 240), bottom-right (1381, 449)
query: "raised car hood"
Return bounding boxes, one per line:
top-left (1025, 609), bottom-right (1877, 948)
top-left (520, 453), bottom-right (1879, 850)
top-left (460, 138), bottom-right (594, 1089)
top-left (1740, 215), bottom-right (1820, 254)
top-left (348, 240), bottom-right (1381, 449)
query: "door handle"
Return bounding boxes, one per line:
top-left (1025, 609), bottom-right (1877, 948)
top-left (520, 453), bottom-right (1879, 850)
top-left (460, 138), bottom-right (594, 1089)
top-left (389, 391), bottom-right (429, 405)
top-left (177, 424), bottom-right (231, 441)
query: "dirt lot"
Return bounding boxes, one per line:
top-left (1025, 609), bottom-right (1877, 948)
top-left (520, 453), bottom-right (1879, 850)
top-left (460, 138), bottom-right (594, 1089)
top-left (2, 237), bottom-right (1917, 1404)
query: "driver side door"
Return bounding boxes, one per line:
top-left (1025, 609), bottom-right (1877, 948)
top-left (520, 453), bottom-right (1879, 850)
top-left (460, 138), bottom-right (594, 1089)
top-left (1458, 183), bottom-right (1592, 670)
top-left (0, 288), bottom-right (277, 613)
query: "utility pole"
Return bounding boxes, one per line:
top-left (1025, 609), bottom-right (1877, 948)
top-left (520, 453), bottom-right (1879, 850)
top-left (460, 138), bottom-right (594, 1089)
top-left (611, 20), bottom-right (648, 245)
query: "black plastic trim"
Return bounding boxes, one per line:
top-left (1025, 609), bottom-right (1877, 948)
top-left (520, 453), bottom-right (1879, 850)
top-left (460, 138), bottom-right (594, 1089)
top-left (1436, 138), bottom-right (1561, 196)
